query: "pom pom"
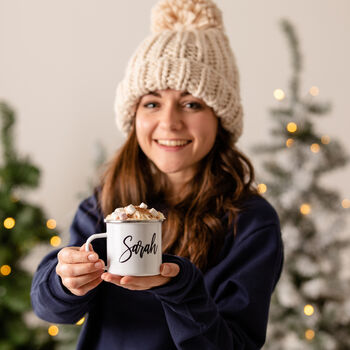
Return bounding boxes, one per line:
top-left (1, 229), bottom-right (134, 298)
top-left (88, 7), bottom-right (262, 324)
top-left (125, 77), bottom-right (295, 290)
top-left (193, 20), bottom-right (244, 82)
top-left (151, 0), bottom-right (223, 33)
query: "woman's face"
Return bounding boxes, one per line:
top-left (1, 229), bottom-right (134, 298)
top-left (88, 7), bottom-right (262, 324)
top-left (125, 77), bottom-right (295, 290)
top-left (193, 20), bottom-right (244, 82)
top-left (135, 89), bottom-right (218, 185)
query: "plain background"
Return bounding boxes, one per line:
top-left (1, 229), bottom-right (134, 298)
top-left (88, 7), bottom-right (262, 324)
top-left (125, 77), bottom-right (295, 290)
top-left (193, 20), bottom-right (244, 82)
top-left (1, 0), bottom-right (349, 255)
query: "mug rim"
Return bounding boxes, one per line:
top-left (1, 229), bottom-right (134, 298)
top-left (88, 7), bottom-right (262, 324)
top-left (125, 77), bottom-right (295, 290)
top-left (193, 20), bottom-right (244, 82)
top-left (104, 219), bottom-right (165, 224)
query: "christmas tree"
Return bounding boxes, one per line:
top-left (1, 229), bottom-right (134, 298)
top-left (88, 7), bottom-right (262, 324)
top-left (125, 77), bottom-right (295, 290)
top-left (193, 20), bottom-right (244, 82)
top-left (0, 101), bottom-right (61, 348)
top-left (253, 20), bottom-right (350, 349)
top-left (0, 101), bottom-right (89, 349)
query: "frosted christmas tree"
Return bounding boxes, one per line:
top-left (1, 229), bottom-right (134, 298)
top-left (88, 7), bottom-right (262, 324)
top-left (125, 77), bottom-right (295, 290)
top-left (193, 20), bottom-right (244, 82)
top-left (254, 20), bottom-right (350, 349)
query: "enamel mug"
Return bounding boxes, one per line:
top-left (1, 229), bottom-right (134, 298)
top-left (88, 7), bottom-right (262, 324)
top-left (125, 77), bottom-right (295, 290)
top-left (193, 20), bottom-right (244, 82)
top-left (85, 220), bottom-right (163, 276)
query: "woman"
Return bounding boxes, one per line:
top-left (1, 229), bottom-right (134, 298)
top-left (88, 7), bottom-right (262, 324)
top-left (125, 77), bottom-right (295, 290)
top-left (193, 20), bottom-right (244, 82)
top-left (31, 0), bottom-right (283, 349)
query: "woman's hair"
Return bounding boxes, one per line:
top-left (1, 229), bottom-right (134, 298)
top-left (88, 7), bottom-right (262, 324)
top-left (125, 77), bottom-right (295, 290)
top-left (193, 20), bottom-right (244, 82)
top-left (99, 121), bottom-right (259, 271)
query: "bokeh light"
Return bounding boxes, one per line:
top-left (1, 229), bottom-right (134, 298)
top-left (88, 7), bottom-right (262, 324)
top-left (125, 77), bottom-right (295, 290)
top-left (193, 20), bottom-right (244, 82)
top-left (258, 183), bottom-right (267, 194)
top-left (286, 138), bottom-right (294, 148)
top-left (304, 304), bottom-right (314, 316)
top-left (0, 265), bottom-right (11, 276)
top-left (50, 236), bottom-right (62, 247)
top-left (48, 325), bottom-right (59, 336)
top-left (305, 329), bottom-right (315, 341)
top-left (287, 122), bottom-right (298, 133)
top-left (274, 89), bottom-right (286, 101)
top-left (4, 217), bottom-right (15, 229)
top-left (342, 199), bottom-right (350, 209)
top-left (76, 317), bottom-right (86, 326)
top-left (321, 135), bottom-right (330, 144)
top-left (300, 204), bottom-right (311, 215)
top-left (310, 143), bottom-right (320, 153)
top-left (47, 219), bottom-right (57, 230)
top-left (309, 86), bottom-right (319, 96)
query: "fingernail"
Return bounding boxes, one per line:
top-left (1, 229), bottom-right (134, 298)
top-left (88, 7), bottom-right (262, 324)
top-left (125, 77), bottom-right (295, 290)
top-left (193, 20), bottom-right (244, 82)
top-left (95, 262), bottom-right (102, 268)
top-left (88, 254), bottom-right (97, 261)
top-left (162, 265), bottom-right (170, 275)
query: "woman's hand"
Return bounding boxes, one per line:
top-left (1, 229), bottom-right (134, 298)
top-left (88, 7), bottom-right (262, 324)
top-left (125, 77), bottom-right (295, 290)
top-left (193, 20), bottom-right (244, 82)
top-left (56, 244), bottom-right (105, 296)
top-left (101, 263), bottom-right (180, 290)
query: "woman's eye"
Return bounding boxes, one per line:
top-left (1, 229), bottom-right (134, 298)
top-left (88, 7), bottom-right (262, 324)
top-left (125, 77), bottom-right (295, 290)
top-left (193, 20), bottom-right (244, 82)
top-left (184, 102), bottom-right (202, 110)
top-left (143, 102), bottom-right (158, 108)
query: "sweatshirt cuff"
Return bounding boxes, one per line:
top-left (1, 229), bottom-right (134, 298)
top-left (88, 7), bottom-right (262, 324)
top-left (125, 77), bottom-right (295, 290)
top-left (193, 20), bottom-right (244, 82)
top-left (150, 254), bottom-right (202, 303)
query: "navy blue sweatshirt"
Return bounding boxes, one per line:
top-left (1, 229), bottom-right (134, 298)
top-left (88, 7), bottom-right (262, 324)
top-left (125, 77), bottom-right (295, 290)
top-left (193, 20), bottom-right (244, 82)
top-left (31, 194), bottom-right (283, 349)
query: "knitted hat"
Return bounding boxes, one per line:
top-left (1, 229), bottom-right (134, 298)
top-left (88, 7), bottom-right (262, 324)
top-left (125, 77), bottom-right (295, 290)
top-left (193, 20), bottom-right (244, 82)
top-left (115, 0), bottom-right (243, 143)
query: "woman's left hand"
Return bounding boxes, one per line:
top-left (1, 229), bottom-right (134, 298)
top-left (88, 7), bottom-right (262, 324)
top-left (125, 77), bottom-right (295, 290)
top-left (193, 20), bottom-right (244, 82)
top-left (100, 263), bottom-right (180, 290)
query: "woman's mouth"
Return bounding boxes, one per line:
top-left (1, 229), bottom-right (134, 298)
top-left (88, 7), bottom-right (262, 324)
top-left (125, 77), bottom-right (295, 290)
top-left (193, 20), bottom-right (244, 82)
top-left (154, 139), bottom-right (192, 150)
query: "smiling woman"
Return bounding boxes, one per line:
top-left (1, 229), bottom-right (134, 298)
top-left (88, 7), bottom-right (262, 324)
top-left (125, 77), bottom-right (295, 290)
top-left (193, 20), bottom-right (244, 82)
top-left (31, 0), bottom-right (284, 349)
top-left (135, 89), bottom-right (218, 189)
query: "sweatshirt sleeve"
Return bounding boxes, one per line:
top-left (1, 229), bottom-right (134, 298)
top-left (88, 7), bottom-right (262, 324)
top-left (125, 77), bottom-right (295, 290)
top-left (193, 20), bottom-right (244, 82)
top-left (150, 201), bottom-right (284, 349)
top-left (30, 194), bottom-right (106, 324)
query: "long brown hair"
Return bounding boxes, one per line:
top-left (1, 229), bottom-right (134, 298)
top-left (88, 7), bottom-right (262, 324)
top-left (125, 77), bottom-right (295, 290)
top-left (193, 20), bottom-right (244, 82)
top-left (99, 122), bottom-right (259, 271)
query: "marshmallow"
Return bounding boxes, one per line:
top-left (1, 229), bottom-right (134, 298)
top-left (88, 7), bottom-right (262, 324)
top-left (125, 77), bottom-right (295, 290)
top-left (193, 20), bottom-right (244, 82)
top-left (125, 204), bottom-right (136, 215)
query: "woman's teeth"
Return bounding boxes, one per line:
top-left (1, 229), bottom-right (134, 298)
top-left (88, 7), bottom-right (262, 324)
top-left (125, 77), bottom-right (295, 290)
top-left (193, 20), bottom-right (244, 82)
top-left (157, 140), bottom-right (190, 146)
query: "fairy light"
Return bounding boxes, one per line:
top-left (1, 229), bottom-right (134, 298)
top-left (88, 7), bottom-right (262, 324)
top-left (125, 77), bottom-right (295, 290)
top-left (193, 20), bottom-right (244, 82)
top-left (273, 89), bottom-right (286, 101)
top-left (50, 236), bottom-right (62, 247)
top-left (305, 329), bottom-right (315, 341)
top-left (342, 199), bottom-right (350, 209)
top-left (304, 304), bottom-right (314, 316)
top-left (310, 143), bottom-right (320, 153)
top-left (76, 317), bottom-right (86, 326)
top-left (46, 219), bottom-right (57, 230)
top-left (258, 183), bottom-right (267, 194)
top-left (0, 265), bottom-right (11, 276)
top-left (287, 122), bottom-right (298, 133)
top-left (321, 135), bottom-right (330, 144)
top-left (48, 325), bottom-right (59, 336)
top-left (286, 138), bottom-right (294, 148)
top-left (309, 86), bottom-right (319, 97)
top-left (3, 217), bottom-right (15, 229)
top-left (300, 204), bottom-right (311, 215)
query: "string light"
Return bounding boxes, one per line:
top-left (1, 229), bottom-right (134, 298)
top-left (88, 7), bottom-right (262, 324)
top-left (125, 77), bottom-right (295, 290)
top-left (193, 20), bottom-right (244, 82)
top-left (300, 204), bottom-right (311, 215)
top-left (3, 217), bottom-right (15, 229)
top-left (310, 143), bottom-right (320, 153)
top-left (287, 122), bottom-right (298, 133)
top-left (321, 135), bottom-right (330, 144)
top-left (304, 304), bottom-right (314, 316)
top-left (342, 199), bottom-right (350, 209)
top-left (48, 325), bottom-right (59, 336)
top-left (273, 89), bottom-right (286, 101)
top-left (258, 183), bottom-right (267, 194)
top-left (305, 329), bottom-right (315, 341)
top-left (50, 236), bottom-right (62, 247)
top-left (309, 86), bottom-right (319, 96)
top-left (286, 138), bottom-right (294, 148)
top-left (47, 219), bottom-right (57, 230)
top-left (0, 265), bottom-right (11, 276)
top-left (76, 317), bottom-right (86, 326)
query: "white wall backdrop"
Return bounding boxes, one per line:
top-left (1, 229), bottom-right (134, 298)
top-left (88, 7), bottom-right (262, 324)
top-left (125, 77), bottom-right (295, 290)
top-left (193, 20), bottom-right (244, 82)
top-left (1, 0), bottom-right (349, 254)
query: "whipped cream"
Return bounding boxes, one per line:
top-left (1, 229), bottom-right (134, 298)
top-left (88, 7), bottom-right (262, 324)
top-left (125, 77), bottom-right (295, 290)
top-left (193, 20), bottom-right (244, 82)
top-left (105, 203), bottom-right (165, 221)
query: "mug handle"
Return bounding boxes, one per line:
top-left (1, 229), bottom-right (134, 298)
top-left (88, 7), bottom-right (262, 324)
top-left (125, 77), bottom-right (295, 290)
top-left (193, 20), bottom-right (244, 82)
top-left (85, 233), bottom-right (107, 252)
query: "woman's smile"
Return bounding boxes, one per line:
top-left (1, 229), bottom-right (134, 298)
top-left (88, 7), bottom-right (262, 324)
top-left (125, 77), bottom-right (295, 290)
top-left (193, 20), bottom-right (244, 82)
top-left (154, 139), bottom-right (192, 150)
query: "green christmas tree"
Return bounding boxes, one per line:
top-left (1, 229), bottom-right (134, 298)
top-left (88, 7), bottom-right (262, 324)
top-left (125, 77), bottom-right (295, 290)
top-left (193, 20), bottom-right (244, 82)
top-left (0, 101), bottom-right (61, 349)
top-left (253, 20), bottom-right (350, 349)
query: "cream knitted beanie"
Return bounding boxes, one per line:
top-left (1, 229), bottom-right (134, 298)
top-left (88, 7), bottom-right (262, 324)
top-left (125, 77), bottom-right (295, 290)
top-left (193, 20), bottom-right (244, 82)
top-left (115, 0), bottom-right (243, 142)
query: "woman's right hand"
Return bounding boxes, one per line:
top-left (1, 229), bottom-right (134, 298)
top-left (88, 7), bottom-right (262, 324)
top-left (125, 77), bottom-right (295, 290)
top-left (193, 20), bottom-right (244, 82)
top-left (56, 244), bottom-right (105, 296)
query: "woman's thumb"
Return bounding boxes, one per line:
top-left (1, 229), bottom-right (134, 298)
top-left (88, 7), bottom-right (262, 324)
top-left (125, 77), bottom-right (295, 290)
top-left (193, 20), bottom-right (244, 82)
top-left (160, 263), bottom-right (180, 277)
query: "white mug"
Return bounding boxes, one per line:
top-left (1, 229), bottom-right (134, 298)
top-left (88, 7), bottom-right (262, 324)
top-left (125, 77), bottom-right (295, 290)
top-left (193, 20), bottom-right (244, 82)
top-left (85, 220), bottom-right (163, 276)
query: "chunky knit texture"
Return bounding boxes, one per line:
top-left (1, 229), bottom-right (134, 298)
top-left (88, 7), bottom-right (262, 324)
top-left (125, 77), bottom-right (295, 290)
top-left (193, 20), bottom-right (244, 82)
top-left (115, 0), bottom-right (243, 143)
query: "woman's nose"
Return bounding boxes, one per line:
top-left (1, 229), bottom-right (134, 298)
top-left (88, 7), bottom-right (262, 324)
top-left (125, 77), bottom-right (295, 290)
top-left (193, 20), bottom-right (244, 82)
top-left (159, 105), bottom-right (183, 131)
